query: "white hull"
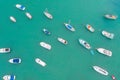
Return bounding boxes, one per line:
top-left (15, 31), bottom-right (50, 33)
top-left (10, 16), bottom-right (16, 22)
top-left (64, 23), bottom-right (75, 32)
top-left (0, 48), bottom-right (10, 53)
top-left (79, 39), bottom-right (91, 49)
top-left (93, 66), bottom-right (108, 75)
top-left (86, 24), bottom-right (95, 32)
top-left (9, 58), bottom-right (21, 64)
top-left (58, 37), bottom-right (68, 45)
top-left (3, 75), bottom-right (16, 80)
top-left (40, 42), bottom-right (51, 50)
top-left (105, 14), bottom-right (117, 20)
top-left (102, 31), bottom-right (114, 39)
top-left (44, 11), bottom-right (53, 19)
top-left (35, 58), bottom-right (46, 67)
top-left (16, 4), bottom-right (25, 10)
top-left (25, 12), bottom-right (32, 19)
top-left (97, 48), bottom-right (112, 57)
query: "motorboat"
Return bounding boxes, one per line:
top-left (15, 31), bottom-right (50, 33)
top-left (43, 28), bottom-right (51, 35)
top-left (10, 16), bottom-right (16, 22)
top-left (104, 14), bottom-right (117, 20)
top-left (111, 75), bottom-right (116, 80)
top-left (35, 58), bottom-right (46, 67)
top-left (58, 37), bottom-right (68, 45)
top-left (93, 66), bottom-right (108, 76)
top-left (78, 39), bottom-right (91, 49)
top-left (0, 48), bottom-right (10, 53)
top-left (9, 58), bottom-right (21, 64)
top-left (64, 23), bottom-right (75, 32)
top-left (96, 48), bottom-right (112, 57)
top-left (86, 24), bottom-right (95, 32)
top-left (25, 12), bottom-right (32, 19)
top-left (16, 4), bottom-right (25, 10)
top-left (3, 75), bottom-right (16, 80)
top-left (102, 30), bottom-right (114, 39)
top-left (40, 42), bottom-right (51, 50)
top-left (43, 9), bottom-right (53, 19)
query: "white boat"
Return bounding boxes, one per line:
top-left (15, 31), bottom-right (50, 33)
top-left (43, 9), bottom-right (53, 19)
top-left (10, 16), bottom-right (16, 22)
top-left (102, 30), bottom-right (114, 39)
top-left (79, 39), bottom-right (91, 49)
top-left (43, 28), bottom-right (51, 35)
top-left (35, 58), bottom-right (46, 67)
top-left (40, 42), bottom-right (51, 50)
top-left (93, 66), bottom-right (108, 76)
top-left (64, 23), bottom-right (75, 32)
top-left (16, 4), bottom-right (25, 10)
top-left (3, 75), bottom-right (16, 80)
top-left (104, 14), bottom-right (117, 20)
top-left (96, 48), bottom-right (112, 57)
top-left (25, 12), bottom-right (32, 19)
top-left (58, 37), bottom-right (68, 45)
top-left (9, 58), bottom-right (21, 64)
top-left (86, 24), bottom-right (95, 32)
top-left (0, 48), bottom-right (10, 53)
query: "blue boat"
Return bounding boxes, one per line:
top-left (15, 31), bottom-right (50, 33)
top-left (16, 4), bottom-right (26, 10)
top-left (9, 58), bottom-right (21, 64)
top-left (3, 75), bottom-right (16, 80)
top-left (64, 23), bottom-right (75, 32)
top-left (43, 28), bottom-right (51, 35)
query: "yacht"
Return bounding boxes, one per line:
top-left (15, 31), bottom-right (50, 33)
top-left (64, 23), bottom-right (75, 32)
top-left (93, 66), bottom-right (108, 75)
top-left (0, 48), bottom-right (10, 53)
top-left (40, 42), bottom-right (51, 50)
top-left (25, 12), bottom-right (32, 19)
top-left (16, 4), bottom-right (25, 10)
top-left (79, 39), bottom-right (91, 49)
top-left (43, 9), bottom-right (53, 19)
top-left (35, 58), bottom-right (46, 67)
top-left (43, 28), bottom-right (51, 35)
top-left (3, 75), bottom-right (16, 80)
top-left (86, 24), bottom-right (95, 32)
top-left (102, 30), bottom-right (114, 39)
top-left (104, 14), bottom-right (117, 20)
top-left (58, 37), bottom-right (68, 45)
top-left (9, 58), bottom-right (21, 64)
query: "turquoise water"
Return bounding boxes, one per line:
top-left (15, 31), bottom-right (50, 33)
top-left (0, 0), bottom-right (120, 80)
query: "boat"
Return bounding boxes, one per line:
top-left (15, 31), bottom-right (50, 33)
top-left (64, 23), bottom-right (75, 32)
top-left (96, 48), bottom-right (112, 57)
top-left (35, 58), bottom-right (46, 67)
top-left (111, 75), bottom-right (116, 80)
top-left (43, 28), bottom-right (51, 35)
top-left (10, 16), bottom-right (16, 22)
top-left (43, 9), bottom-right (53, 19)
top-left (102, 30), bottom-right (114, 39)
top-left (58, 37), bottom-right (68, 45)
top-left (16, 4), bottom-right (25, 10)
top-left (86, 24), bottom-right (95, 32)
top-left (3, 75), bottom-right (16, 80)
top-left (93, 66), bottom-right (109, 76)
top-left (9, 58), bottom-right (21, 64)
top-left (0, 48), bottom-right (10, 53)
top-left (104, 14), bottom-right (117, 20)
top-left (78, 39), bottom-right (91, 49)
top-left (25, 12), bottom-right (32, 19)
top-left (40, 42), bottom-right (51, 50)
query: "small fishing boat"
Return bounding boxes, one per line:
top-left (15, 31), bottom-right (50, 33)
top-left (35, 58), bottom-right (46, 67)
top-left (78, 39), bottom-right (91, 49)
top-left (0, 48), bottom-right (10, 53)
top-left (16, 4), bottom-right (25, 10)
top-left (43, 9), bottom-right (53, 19)
top-left (102, 30), bottom-right (114, 39)
top-left (25, 12), bottom-right (32, 19)
top-left (9, 58), bottom-right (21, 64)
top-left (64, 23), bottom-right (75, 32)
top-left (43, 28), bottom-right (51, 35)
top-left (40, 42), bottom-right (51, 50)
top-left (104, 14), bottom-right (117, 20)
top-left (93, 66), bottom-right (108, 76)
top-left (10, 16), bottom-right (16, 22)
top-left (58, 37), bottom-right (68, 45)
top-left (96, 48), bottom-right (112, 57)
top-left (86, 24), bottom-right (95, 32)
top-left (3, 75), bottom-right (16, 80)
top-left (111, 75), bottom-right (116, 80)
